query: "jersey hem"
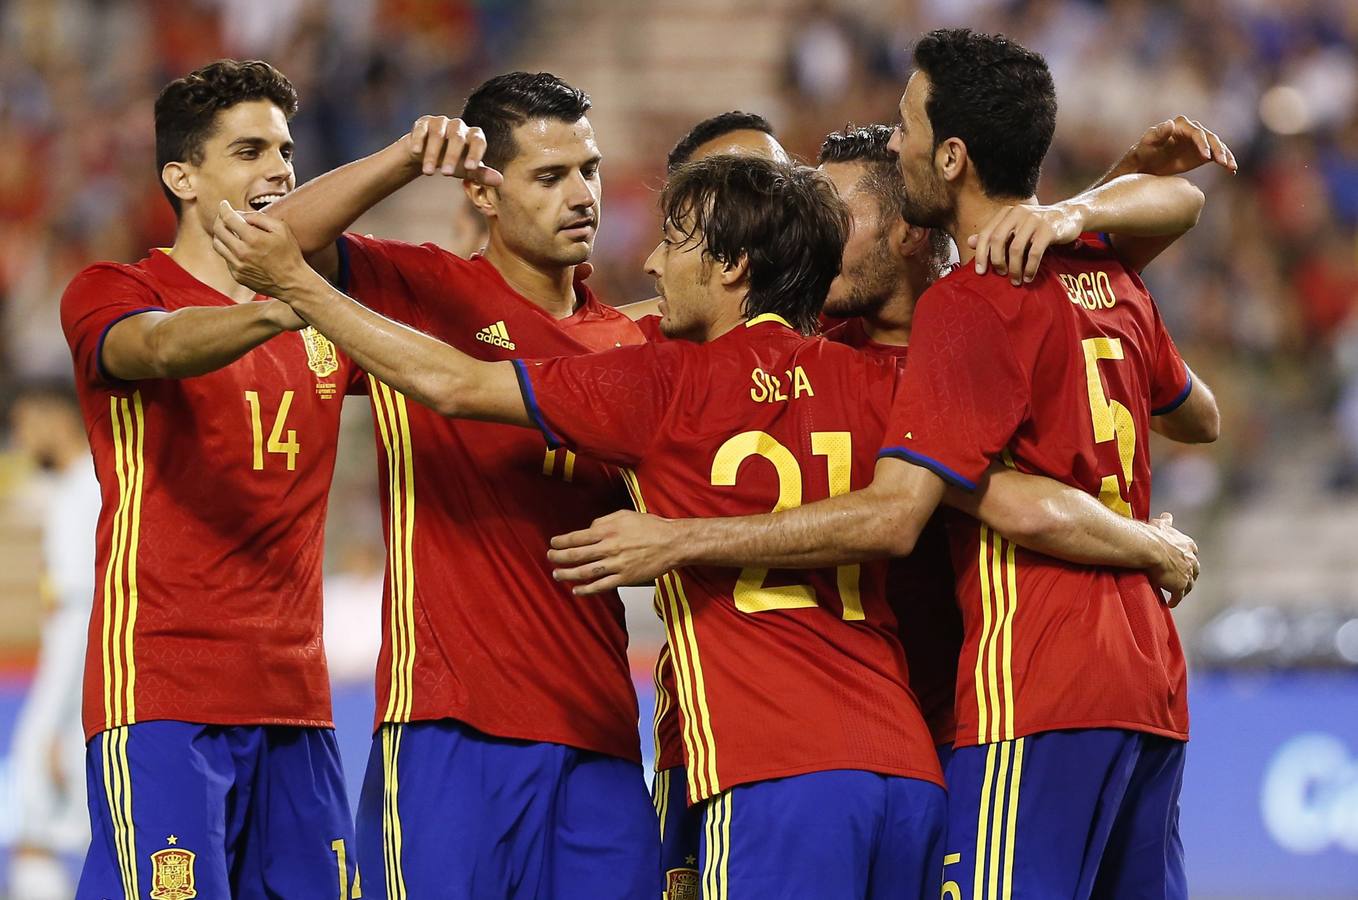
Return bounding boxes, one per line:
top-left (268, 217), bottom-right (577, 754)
top-left (690, 759), bottom-right (947, 803)
top-left (84, 713), bottom-right (335, 742)
top-left (950, 718), bottom-right (1189, 749)
top-left (376, 712), bottom-right (642, 764)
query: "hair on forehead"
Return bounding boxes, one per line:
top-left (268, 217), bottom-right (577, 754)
top-left (661, 155), bottom-right (848, 334)
top-left (461, 71), bottom-right (592, 170)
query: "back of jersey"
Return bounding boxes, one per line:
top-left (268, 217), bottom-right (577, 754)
top-left (517, 314), bottom-right (944, 804)
top-left (880, 237), bottom-right (1193, 749)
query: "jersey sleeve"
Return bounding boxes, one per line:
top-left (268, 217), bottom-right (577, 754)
top-left (512, 341), bottom-right (683, 467)
top-left (1148, 301), bottom-right (1192, 415)
top-left (877, 286), bottom-right (1029, 490)
top-left (60, 265), bottom-right (166, 388)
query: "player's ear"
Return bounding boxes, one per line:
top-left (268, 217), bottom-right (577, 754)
top-left (719, 253), bottom-right (749, 287)
top-left (162, 162), bottom-right (195, 207)
top-left (896, 222), bottom-right (930, 261)
top-left (937, 137), bottom-right (967, 184)
top-left (464, 179), bottom-right (497, 219)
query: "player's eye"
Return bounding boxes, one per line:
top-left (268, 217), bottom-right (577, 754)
top-left (582, 165), bottom-right (599, 179)
top-left (238, 148), bottom-right (259, 160)
top-left (281, 147), bottom-right (294, 162)
top-left (538, 174), bottom-right (561, 185)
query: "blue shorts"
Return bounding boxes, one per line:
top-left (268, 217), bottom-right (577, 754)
top-left (653, 767), bottom-right (701, 898)
top-left (687, 768), bottom-right (945, 900)
top-left (942, 729), bottom-right (1187, 900)
top-left (78, 722), bottom-right (357, 900)
top-left (356, 719), bottom-right (659, 899)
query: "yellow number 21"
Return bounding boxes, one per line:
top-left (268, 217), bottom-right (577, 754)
top-left (245, 390), bottom-right (300, 471)
top-left (710, 430), bottom-right (864, 620)
top-left (1081, 337), bottom-right (1136, 516)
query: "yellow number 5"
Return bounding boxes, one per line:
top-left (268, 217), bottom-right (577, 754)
top-left (1081, 338), bottom-right (1135, 516)
top-left (245, 390), bottom-right (300, 471)
top-left (710, 430), bottom-right (864, 620)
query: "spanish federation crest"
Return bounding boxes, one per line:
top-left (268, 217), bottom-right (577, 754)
top-left (301, 326), bottom-right (339, 378)
top-left (150, 847), bottom-right (197, 900)
top-left (665, 866), bottom-right (698, 900)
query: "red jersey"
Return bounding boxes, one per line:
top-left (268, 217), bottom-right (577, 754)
top-left (517, 314), bottom-right (943, 804)
top-left (823, 318), bottom-right (962, 748)
top-left (879, 237), bottom-right (1193, 749)
top-left (61, 250), bottom-right (356, 740)
top-left (338, 235), bottom-right (645, 761)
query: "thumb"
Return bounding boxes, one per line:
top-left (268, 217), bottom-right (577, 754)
top-left (243, 211), bottom-right (285, 233)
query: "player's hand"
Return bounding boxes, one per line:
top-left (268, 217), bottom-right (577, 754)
top-left (1145, 512), bottom-right (1200, 608)
top-left (548, 510), bottom-right (679, 595)
top-left (404, 115), bottom-right (503, 185)
top-left (968, 202), bottom-right (1083, 285)
top-left (212, 200), bottom-right (316, 301)
top-left (1123, 115), bottom-right (1237, 177)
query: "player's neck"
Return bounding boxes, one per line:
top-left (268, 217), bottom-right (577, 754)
top-left (950, 191), bottom-right (1040, 267)
top-left (859, 291), bottom-right (914, 347)
top-left (168, 221), bottom-right (260, 304)
top-left (483, 241), bottom-right (578, 319)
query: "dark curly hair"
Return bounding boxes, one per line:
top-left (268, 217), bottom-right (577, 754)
top-left (912, 28), bottom-right (1056, 199)
top-left (461, 72), bottom-right (592, 171)
top-left (666, 111), bottom-right (776, 174)
top-left (154, 59), bottom-right (298, 216)
top-left (818, 123), bottom-right (951, 276)
top-left (661, 156), bottom-right (849, 334)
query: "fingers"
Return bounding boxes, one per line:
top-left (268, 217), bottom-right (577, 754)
top-left (971, 207), bottom-right (1008, 275)
top-left (452, 126), bottom-right (485, 177)
top-left (1021, 228), bottom-right (1053, 284)
top-left (987, 208), bottom-right (1021, 276)
top-left (571, 573), bottom-right (630, 596)
top-left (551, 560), bottom-right (616, 584)
top-left (216, 200), bottom-right (251, 238)
top-left (1007, 217), bottom-right (1040, 286)
top-left (423, 117), bottom-right (450, 175)
top-left (546, 543), bottom-right (608, 567)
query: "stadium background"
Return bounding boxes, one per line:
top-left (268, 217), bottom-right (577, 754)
top-left (0, 0), bottom-right (1356, 896)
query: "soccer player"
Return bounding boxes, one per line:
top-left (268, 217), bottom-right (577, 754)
top-left (548, 30), bottom-right (1222, 899)
top-left (59, 60), bottom-right (360, 898)
top-left (262, 73), bottom-right (658, 898)
top-left (211, 152), bottom-right (1200, 897)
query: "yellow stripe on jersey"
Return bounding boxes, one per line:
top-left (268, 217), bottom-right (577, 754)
top-left (372, 378), bottom-right (418, 723)
top-left (102, 393), bottom-right (144, 731)
top-left (976, 527), bottom-right (1020, 743)
top-left (621, 469), bottom-right (720, 803)
top-left (651, 643), bottom-right (674, 780)
top-left (381, 725), bottom-right (408, 900)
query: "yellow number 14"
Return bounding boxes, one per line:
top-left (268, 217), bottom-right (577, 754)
top-left (245, 390), bottom-right (300, 471)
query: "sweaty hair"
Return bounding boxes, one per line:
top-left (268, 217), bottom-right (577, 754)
top-left (912, 28), bottom-right (1056, 199)
top-left (667, 111), bottom-right (776, 173)
top-left (661, 156), bottom-right (848, 334)
top-left (461, 72), bottom-right (592, 170)
top-left (819, 123), bottom-right (951, 277)
top-left (155, 60), bottom-right (298, 217)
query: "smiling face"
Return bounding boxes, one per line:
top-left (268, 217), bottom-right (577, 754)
top-left (167, 99), bottom-right (296, 237)
top-left (478, 116), bottom-right (602, 268)
top-left (888, 72), bottom-right (954, 229)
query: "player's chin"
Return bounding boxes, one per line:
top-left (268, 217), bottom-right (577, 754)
top-left (553, 240), bottom-right (594, 266)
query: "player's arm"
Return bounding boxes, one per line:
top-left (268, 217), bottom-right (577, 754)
top-left (267, 116), bottom-right (501, 281)
top-left (1151, 363), bottom-right (1219, 443)
top-left (100, 299), bottom-right (305, 381)
top-left (969, 173), bottom-right (1205, 286)
top-left (949, 464), bottom-right (1199, 598)
top-left (1089, 116), bottom-right (1236, 271)
top-left (212, 202), bottom-right (529, 425)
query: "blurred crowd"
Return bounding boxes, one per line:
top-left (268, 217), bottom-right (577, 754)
top-left (1, 0), bottom-right (1356, 641)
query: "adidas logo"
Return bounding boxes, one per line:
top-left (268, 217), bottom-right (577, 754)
top-left (476, 320), bottom-right (516, 351)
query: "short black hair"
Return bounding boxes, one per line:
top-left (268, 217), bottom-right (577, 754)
top-left (912, 28), bottom-right (1056, 199)
top-left (667, 111), bottom-right (776, 174)
top-left (461, 72), bottom-right (592, 170)
top-left (819, 124), bottom-right (951, 275)
top-left (661, 156), bottom-right (848, 335)
top-left (155, 60), bottom-right (298, 217)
